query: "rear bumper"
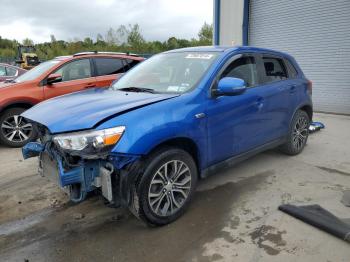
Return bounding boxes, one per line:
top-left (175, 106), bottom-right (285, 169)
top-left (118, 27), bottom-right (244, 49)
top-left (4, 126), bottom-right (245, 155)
top-left (22, 142), bottom-right (140, 204)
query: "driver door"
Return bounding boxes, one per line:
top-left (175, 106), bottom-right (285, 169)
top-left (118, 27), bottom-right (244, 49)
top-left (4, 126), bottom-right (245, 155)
top-left (43, 58), bottom-right (96, 99)
top-left (205, 53), bottom-right (270, 166)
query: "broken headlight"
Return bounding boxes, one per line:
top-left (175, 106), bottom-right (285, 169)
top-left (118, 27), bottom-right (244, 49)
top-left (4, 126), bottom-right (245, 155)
top-left (53, 126), bottom-right (125, 154)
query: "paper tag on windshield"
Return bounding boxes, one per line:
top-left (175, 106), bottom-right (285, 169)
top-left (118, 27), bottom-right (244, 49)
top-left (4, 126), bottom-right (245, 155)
top-left (185, 54), bottom-right (213, 59)
top-left (167, 86), bottom-right (180, 92)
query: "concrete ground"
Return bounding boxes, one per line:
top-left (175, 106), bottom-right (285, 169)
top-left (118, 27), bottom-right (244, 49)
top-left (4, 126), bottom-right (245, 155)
top-left (0, 112), bottom-right (349, 262)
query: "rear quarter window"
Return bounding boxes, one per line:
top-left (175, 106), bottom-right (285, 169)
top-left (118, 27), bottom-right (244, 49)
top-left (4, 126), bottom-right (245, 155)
top-left (125, 59), bottom-right (141, 69)
top-left (94, 58), bottom-right (125, 76)
top-left (284, 59), bottom-right (298, 78)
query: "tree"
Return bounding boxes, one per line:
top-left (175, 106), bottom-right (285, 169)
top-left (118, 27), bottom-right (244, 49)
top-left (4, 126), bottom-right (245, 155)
top-left (198, 22), bottom-right (213, 45)
top-left (96, 33), bottom-right (104, 42)
top-left (116, 25), bottom-right (128, 44)
top-left (22, 38), bottom-right (34, 46)
top-left (83, 37), bottom-right (93, 46)
top-left (166, 37), bottom-right (179, 50)
top-left (127, 24), bottom-right (145, 48)
top-left (50, 34), bottom-right (57, 43)
top-left (105, 28), bottom-right (118, 45)
top-left (0, 22), bottom-right (215, 60)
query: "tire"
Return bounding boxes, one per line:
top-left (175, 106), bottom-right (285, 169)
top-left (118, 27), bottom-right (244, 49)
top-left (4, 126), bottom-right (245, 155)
top-left (130, 147), bottom-right (198, 226)
top-left (279, 110), bottom-right (310, 155)
top-left (0, 108), bottom-right (37, 147)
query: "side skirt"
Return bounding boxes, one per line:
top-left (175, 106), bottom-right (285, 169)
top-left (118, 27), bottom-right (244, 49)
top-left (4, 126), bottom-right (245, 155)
top-left (201, 137), bottom-right (286, 178)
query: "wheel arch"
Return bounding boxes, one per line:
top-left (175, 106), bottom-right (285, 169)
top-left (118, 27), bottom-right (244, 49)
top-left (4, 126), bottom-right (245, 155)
top-left (299, 104), bottom-right (313, 121)
top-left (0, 102), bottom-right (34, 115)
top-left (146, 137), bottom-right (201, 176)
top-left (118, 136), bottom-right (201, 212)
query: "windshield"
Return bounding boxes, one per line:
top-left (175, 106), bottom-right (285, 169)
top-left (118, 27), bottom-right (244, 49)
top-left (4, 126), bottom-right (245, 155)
top-left (111, 52), bottom-right (219, 94)
top-left (15, 60), bottom-right (60, 83)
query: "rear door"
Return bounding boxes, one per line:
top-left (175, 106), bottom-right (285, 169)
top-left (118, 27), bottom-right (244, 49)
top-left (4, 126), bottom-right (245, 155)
top-left (93, 57), bottom-right (129, 87)
top-left (43, 58), bottom-right (96, 99)
top-left (259, 54), bottom-right (294, 137)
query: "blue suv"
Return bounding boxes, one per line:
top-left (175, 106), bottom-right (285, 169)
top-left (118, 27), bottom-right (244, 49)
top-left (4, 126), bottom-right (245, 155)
top-left (22, 46), bottom-right (313, 226)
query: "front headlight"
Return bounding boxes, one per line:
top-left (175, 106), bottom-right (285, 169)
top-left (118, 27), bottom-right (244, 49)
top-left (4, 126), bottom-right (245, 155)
top-left (53, 126), bottom-right (125, 153)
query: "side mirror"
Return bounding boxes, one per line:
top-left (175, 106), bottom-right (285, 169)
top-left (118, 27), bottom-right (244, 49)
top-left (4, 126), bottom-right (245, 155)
top-left (47, 73), bottom-right (62, 85)
top-left (213, 77), bottom-right (246, 97)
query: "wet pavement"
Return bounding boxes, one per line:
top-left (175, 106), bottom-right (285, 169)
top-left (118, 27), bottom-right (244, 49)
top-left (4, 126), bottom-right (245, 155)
top-left (0, 113), bottom-right (350, 262)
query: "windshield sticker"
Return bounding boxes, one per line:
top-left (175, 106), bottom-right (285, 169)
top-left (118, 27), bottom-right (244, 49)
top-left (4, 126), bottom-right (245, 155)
top-left (185, 54), bottom-right (214, 59)
top-left (178, 86), bottom-right (187, 92)
top-left (167, 86), bottom-right (180, 92)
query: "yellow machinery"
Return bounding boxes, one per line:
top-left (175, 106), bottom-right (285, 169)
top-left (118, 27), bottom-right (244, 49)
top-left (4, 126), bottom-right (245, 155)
top-left (15, 45), bottom-right (40, 70)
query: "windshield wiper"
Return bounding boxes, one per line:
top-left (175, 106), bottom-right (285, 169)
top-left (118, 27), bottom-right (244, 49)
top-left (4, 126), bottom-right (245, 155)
top-left (118, 87), bottom-right (156, 93)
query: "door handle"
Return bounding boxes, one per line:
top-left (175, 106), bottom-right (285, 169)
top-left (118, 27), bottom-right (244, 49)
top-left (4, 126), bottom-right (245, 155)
top-left (255, 97), bottom-right (264, 110)
top-left (289, 85), bottom-right (296, 94)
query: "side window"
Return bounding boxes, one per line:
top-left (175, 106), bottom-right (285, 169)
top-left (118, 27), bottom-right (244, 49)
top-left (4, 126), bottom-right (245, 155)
top-left (125, 59), bottom-right (140, 70)
top-left (54, 59), bottom-right (91, 82)
top-left (262, 57), bottom-right (288, 82)
top-left (284, 59), bottom-right (298, 78)
top-left (0, 66), bottom-right (6, 76)
top-left (220, 56), bottom-right (258, 87)
top-left (94, 58), bottom-right (125, 76)
top-left (6, 67), bottom-right (17, 76)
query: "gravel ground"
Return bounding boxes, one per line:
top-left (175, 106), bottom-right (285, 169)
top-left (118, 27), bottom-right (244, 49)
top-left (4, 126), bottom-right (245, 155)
top-left (0, 112), bottom-right (349, 262)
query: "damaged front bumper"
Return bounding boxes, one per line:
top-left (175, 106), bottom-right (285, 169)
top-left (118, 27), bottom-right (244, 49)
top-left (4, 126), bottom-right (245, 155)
top-left (22, 142), bottom-right (140, 205)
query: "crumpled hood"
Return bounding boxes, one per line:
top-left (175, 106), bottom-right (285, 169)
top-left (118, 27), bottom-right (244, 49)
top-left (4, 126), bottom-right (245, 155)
top-left (22, 88), bottom-right (178, 133)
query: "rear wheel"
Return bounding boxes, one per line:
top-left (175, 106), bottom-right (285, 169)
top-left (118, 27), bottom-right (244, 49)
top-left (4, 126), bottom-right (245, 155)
top-left (280, 110), bottom-right (310, 155)
top-left (0, 108), bottom-right (36, 147)
top-left (130, 147), bottom-right (198, 226)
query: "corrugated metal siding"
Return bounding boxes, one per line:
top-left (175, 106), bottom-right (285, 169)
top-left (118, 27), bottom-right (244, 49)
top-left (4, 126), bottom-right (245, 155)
top-left (248, 0), bottom-right (350, 114)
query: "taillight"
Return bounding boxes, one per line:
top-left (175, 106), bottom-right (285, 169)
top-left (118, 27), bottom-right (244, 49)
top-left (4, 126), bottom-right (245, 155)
top-left (307, 80), bottom-right (312, 96)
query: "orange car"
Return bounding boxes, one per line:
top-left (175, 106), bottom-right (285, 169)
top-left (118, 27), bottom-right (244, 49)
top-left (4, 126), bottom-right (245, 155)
top-left (0, 52), bottom-right (144, 147)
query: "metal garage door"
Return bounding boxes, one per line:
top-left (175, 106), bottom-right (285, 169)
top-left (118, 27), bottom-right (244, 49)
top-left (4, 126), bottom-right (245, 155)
top-left (248, 0), bottom-right (350, 114)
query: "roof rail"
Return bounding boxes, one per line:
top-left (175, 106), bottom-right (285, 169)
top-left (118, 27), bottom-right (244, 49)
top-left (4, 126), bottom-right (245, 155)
top-left (54, 55), bottom-right (72, 59)
top-left (73, 51), bottom-right (97, 57)
top-left (72, 51), bottom-right (139, 57)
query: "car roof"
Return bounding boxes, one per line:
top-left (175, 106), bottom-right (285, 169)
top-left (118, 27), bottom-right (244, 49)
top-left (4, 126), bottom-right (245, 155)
top-left (53, 53), bottom-right (145, 62)
top-left (165, 45), bottom-right (292, 58)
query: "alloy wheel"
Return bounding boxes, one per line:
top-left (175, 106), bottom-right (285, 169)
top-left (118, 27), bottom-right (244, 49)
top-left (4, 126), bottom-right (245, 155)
top-left (148, 160), bottom-right (192, 217)
top-left (1, 115), bottom-right (33, 143)
top-left (292, 115), bottom-right (308, 151)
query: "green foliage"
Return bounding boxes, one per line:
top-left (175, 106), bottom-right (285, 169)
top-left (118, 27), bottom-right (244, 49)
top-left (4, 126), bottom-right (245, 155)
top-left (198, 22), bottom-right (213, 45)
top-left (0, 22), bottom-right (213, 61)
top-left (22, 38), bottom-right (34, 46)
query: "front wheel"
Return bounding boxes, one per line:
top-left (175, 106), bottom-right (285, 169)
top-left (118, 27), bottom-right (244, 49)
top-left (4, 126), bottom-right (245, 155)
top-left (0, 108), bottom-right (37, 147)
top-left (130, 147), bottom-right (198, 226)
top-left (280, 110), bottom-right (310, 155)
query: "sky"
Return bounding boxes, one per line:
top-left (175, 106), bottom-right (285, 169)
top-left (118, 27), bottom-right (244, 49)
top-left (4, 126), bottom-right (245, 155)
top-left (0, 0), bottom-right (213, 43)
